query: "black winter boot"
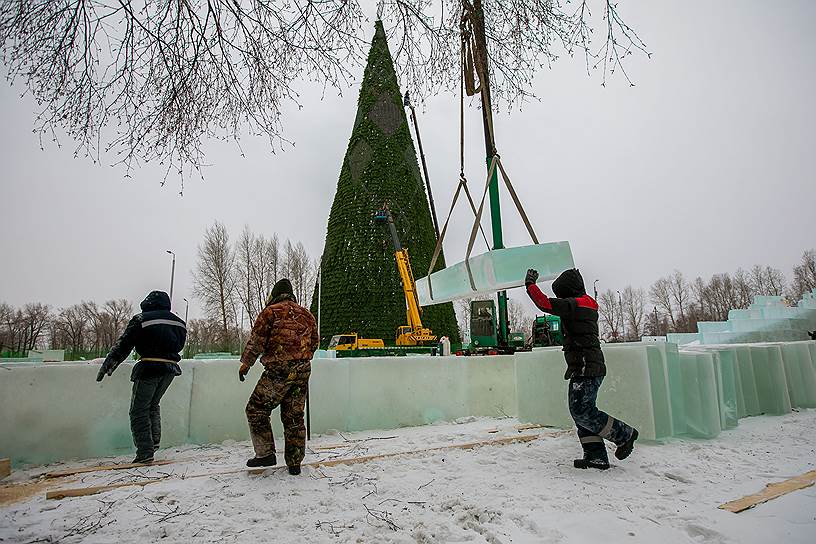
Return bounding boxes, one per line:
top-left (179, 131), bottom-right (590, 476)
top-left (573, 457), bottom-right (610, 470)
top-left (288, 465), bottom-right (301, 475)
top-left (574, 442), bottom-right (609, 470)
top-left (615, 429), bottom-right (638, 460)
top-left (246, 453), bottom-right (277, 467)
top-left (132, 454), bottom-right (154, 464)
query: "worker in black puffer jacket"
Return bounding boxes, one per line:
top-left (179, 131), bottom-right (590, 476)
top-left (525, 268), bottom-right (638, 470)
top-left (96, 290), bottom-right (186, 464)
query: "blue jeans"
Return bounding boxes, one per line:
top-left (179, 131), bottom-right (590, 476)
top-left (568, 377), bottom-right (634, 458)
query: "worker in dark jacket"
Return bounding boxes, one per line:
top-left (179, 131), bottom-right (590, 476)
top-left (97, 291), bottom-right (186, 464)
top-left (525, 268), bottom-right (638, 470)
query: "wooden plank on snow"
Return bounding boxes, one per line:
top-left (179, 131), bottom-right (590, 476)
top-left (0, 458), bottom-right (10, 479)
top-left (44, 459), bottom-right (175, 479)
top-left (719, 470), bottom-right (816, 513)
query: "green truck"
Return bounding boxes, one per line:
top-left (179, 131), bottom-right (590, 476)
top-left (531, 314), bottom-right (563, 347)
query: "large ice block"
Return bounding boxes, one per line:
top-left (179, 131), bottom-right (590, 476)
top-left (677, 352), bottom-right (721, 438)
top-left (0, 362), bottom-right (193, 467)
top-left (188, 361), bottom-right (284, 444)
top-left (734, 345), bottom-right (761, 417)
top-left (645, 344), bottom-right (675, 440)
top-left (514, 348), bottom-right (573, 429)
top-left (779, 342), bottom-right (816, 408)
top-left (417, 242), bottom-right (574, 306)
top-left (749, 345), bottom-right (791, 415)
top-left (462, 355), bottom-right (517, 417)
top-left (693, 347), bottom-right (739, 428)
top-left (666, 332), bottom-right (701, 345)
top-left (344, 357), bottom-right (468, 431)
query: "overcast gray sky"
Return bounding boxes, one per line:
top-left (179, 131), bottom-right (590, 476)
top-left (1, 1), bottom-right (814, 319)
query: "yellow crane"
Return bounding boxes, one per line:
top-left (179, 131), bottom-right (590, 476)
top-left (375, 205), bottom-right (437, 346)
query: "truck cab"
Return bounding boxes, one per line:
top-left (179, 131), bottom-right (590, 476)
top-left (328, 333), bottom-right (385, 351)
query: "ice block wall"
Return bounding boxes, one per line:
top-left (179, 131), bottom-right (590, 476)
top-left (0, 355), bottom-right (517, 467)
top-left (667, 289), bottom-right (816, 346)
top-left (515, 340), bottom-right (815, 442)
top-left (1, 340), bottom-right (813, 468)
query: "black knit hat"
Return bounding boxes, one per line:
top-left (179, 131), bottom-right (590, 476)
top-left (267, 278), bottom-right (295, 305)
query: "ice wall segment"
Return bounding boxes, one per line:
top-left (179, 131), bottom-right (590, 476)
top-left (1, 340), bottom-right (813, 467)
top-left (667, 289), bottom-right (816, 346)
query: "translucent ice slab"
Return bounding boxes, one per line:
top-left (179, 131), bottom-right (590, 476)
top-left (779, 342), bottom-right (816, 408)
top-left (684, 346), bottom-right (739, 429)
top-left (0, 362), bottom-right (193, 467)
top-left (733, 345), bottom-right (761, 417)
top-left (515, 343), bottom-right (673, 441)
top-left (416, 242), bottom-right (574, 306)
top-left (677, 352), bottom-right (721, 438)
top-left (514, 349), bottom-right (572, 429)
top-left (749, 345), bottom-right (791, 415)
top-left (666, 333), bottom-right (701, 345)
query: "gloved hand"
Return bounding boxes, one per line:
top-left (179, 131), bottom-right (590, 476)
top-left (238, 363), bottom-right (251, 382)
top-left (525, 268), bottom-right (539, 286)
top-left (96, 359), bottom-right (114, 382)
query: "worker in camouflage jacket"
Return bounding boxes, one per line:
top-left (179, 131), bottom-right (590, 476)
top-left (525, 268), bottom-right (638, 470)
top-left (239, 278), bottom-right (319, 475)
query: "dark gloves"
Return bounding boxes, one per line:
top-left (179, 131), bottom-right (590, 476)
top-left (525, 268), bottom-right (539, 286)
top-left (96, 358), bottom-right (115, 382)
top-left (239, 363), bottom-right (251, 382)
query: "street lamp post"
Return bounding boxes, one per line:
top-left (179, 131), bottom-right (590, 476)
top-left (183, 297), bottom-right (189, 323)
top-left (166, 250), bottom-right (176, 304)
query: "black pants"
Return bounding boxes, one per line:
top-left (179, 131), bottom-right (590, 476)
top-left (568, 377), bottom-right (634, 461)
top-left (129, 374), bottom-right (174, 458)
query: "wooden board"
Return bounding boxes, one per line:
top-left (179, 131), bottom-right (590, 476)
top-left (46, 432), bottom-right (557, 500)
top-left (46, 480), bottom-right (162, 500)
top-left (0, 458), bottom-right (10, 479)
top-left (719, 470), bottom-right (816, 513)
top-left (44, 459), bottom-right (175, 479)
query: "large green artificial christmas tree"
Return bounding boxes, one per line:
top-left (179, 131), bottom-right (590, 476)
top-left (312, 21), bottom-right (460, 347)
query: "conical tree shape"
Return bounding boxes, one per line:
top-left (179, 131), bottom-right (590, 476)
top-left (312, 21), bottom-right (460, 347)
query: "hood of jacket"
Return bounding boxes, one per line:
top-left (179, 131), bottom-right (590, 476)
top-left (140, 290), bottom-right (172, 312)
top-left (552, 269), bottom-right (586, 298)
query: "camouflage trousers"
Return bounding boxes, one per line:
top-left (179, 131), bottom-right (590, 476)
top-left (245, 360), bottom-right (311, 468)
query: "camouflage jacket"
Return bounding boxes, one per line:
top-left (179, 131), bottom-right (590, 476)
top-left (240, 296), bottom-right (319, 369)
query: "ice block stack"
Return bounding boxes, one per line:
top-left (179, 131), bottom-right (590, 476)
top-left (515, 339), bottom-right (816, 442)
top-left (667, 289), bottom-right (816, 346)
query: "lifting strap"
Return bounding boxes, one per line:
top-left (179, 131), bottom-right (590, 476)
top-left (424, 7), bottom-right (540, 301)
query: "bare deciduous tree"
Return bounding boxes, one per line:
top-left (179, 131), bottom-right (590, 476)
top-left (282, 240), bottom-right (315, 308)
top-left (193, 221), bottom-right (237, 349)
top-left (790, 249), bottom-right (816, 301)
top-left (507, 299), bottom-right (532, 339)
top-left (621, 286), bottom-right (645, 341)
top-left (0, 1), bottom-right (646, 183)
top-left (750, 265), bottom-right (786, 297)
top-left (649, 277), bottom-right (675, 330)
top-left (598, 289), bottom-right (622, 342)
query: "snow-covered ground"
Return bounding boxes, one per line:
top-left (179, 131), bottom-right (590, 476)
top-left (2, 411), bottom-right (815, 544)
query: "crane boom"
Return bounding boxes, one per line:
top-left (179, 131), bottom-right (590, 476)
top-left (375, 205), bottom-right (437, 346)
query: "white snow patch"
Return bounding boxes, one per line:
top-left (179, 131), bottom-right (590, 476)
top-left (2, 412), bottom-right (815, 543)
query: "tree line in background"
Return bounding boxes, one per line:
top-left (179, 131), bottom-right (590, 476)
top-left (3, 248), bottom-right (814, 356)
top-left (0, 300), bottom-right (133, 359)
top-left (597, 249), bottom-right (816, 342)
top-left (189, 221), bottom-right (317, 354)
